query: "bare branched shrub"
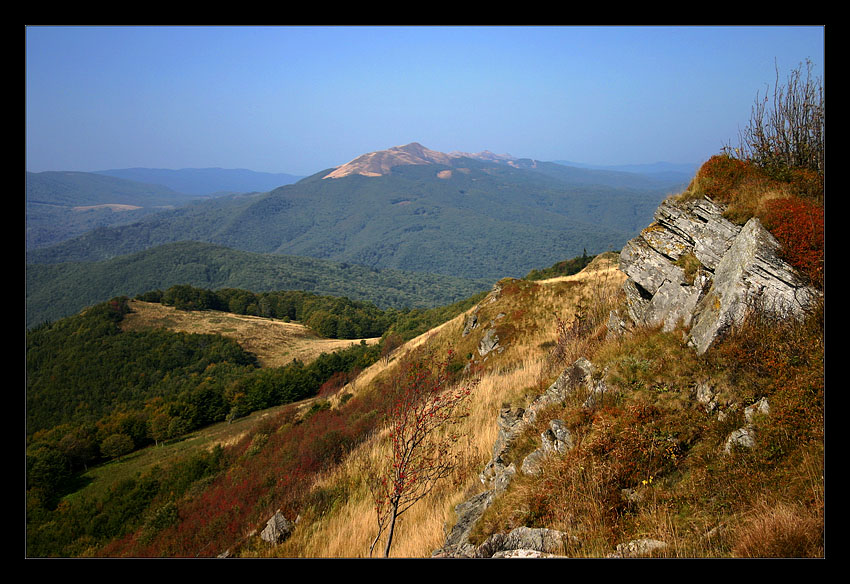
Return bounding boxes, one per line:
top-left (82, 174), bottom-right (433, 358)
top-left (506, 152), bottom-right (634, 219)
top-left (729, 59), bottom-right (824, 177)
top-left (364, 350), bottom-right (478, 557)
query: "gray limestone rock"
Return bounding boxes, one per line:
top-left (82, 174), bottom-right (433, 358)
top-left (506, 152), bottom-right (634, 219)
top-left (478, 327), bottom-right (500, 356)
top-left (542, 419), bottom-right (573, 455)
top-left (745, 397), bottom-right (770, 423)
top-left (724, 427), bottom-right (756, 453)
top-left (462, 312), bottom-right (479, 337)
top-left (522, 420), bottom-right (575, 476)
top-left (432, 490), bottom-right (497, 558)
top-left (694, 381), bottom-right (719, 413)
top-left (610, 538), bottom-right (668, 558)
top-left (475, 526), bottom-right (574, 558)
top-left (619, 196), bottom-right (820, 355)
top-left (259, 510), bottom-right (294, 544)
top-left (688, 217), bottom-right (818, 354)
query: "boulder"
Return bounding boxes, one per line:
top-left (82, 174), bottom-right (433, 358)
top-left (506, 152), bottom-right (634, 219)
top-left (724, 428), bottom-right (756, 454)
top-left (688, 218), bottom-right (819, 354)
top-left (478, 327), bottom-right (500, 356)
top-left (259, 510), bottom-right (294, 544)
top-left (475, 526), bottom-right (574, 558)
top-left (521, 420), bottom-right (574, 476)
top-left (724, 397), bottom-right (771, 454)
top-left (610, 538), bottom-right (668, 558)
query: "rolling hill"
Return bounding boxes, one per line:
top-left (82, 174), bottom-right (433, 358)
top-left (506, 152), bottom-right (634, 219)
top-left (26, 168), bottom-right (304, 252)
top-left (26, 171), bottom-right (200, 250)
top-left (25, 240), bottom-right (491, 328)
top-left (27, 143), bottom-right (683, 281)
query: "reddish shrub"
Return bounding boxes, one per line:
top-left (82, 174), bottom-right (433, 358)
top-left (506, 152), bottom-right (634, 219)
top-left (761, 197), bottom-right (824, 288)
top-left (317, 369), bottom-right (359, 398)
top-left (695, 155), bottom-right (767, 203)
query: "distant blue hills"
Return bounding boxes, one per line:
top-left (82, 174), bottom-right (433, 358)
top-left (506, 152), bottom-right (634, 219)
top-left (94, 167), bottom-right (304, 197)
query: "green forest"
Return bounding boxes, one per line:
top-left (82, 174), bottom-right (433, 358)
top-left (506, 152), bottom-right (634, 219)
top-left (26, 297), bottom-right (376, 503)
top-left (26, 241), bottom-right (491, 328)
top-left (25, 264), bottom-right (503, 516)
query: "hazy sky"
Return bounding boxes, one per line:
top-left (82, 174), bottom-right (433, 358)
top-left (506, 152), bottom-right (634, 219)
top-left (26, 25), bottom-right (824, 176)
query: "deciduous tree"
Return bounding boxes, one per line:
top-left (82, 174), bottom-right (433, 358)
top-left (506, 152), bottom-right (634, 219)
top-left (366, 350), bottom-right (477, 557)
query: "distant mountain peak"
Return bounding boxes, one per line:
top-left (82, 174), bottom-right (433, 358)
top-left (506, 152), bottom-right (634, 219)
top-left (323, 142), bottom-right (455, 179)
top-left (321, 142), bottom-right (542, 180)
top-left (448, 149), bottom-right (516, 163)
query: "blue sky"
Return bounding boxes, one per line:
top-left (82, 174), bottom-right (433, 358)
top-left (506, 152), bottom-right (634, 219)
top-left (26, 26), bottom-right (824, 176)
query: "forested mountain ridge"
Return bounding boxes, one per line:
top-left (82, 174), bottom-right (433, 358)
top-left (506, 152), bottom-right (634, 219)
top-left (26, 171), bottom-right (199, 250)
top-left (94, 167), bottom-right (303, 197)
top-left (25, 240), bottom-right (491, 328)
top-left (27, 144), bottom-right (684, 281)
top-left (26, 168), bottom-right (304, 252)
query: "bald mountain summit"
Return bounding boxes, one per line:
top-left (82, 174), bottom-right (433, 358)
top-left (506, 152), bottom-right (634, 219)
top-left (28, 143), bottom-right (687, 284)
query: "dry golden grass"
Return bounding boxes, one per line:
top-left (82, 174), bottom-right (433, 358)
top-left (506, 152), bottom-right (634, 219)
top-left (731, 501), bottom-right (823, 558)
top-left (282, 246), bottom-right (824, 559)
top-left (121, 300), bottom-right (379, 368)
top-left (266, 258), bottom-right (629, 557)
top-left (678, 154), bottom-right (812, 226)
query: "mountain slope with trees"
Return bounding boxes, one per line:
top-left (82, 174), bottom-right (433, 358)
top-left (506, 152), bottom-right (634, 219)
top-left (27, 149), bottom-right (681, 281)
top-left (25, 241), bottom-right (490, 328)
top-left (94, 167), bottom-right (302, 197)
top-left (26, 171), bottom-right (204, 250)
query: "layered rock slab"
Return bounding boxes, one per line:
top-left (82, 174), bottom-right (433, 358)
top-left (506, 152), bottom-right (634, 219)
top-left (619, 196), bottom-right (819, 354)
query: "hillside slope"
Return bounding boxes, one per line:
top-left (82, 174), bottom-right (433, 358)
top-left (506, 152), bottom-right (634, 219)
top-left (27, 144), bottom-right (679, 281)
top-left (25, 241), bottom-right (490, 328)
top-left (26, 157), bottom-right (823, 559)
top-left (120, 299), bottom-right (380, 369)
top-left (26, 171), bottom-right (200, 250)
top-left (94, 167), bottom-right (302, 196)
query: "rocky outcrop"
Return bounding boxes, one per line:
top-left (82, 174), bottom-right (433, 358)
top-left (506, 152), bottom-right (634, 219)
top-left (435, 194), bottom-right (818, 558)
top-left (479, 358), bottom-right (600, 493)
top-left (724, 397), bottom-right (770, 454)
top-left (608, 538), bottom-right (668, 558)
top-left (474, 526), bottom-right (576, 558)
top-left (477, 327), bottom-right (500, 357)
top-left (619, 196), bottom-right (820, 354)
top-left (521, 419), bottom-right (573, 476)
top-left (435, 357), bottom-right (600, 558)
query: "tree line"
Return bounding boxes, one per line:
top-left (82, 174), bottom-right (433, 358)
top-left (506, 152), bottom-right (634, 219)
top-left (140, 285), bottom-right (395, 339)
top-left (26, 296), bottom-right (381, 510)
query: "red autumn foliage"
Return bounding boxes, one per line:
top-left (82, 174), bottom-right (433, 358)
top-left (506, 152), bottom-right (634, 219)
top-left (99, 388), bottom-right (388, 557)
top-left (761, 197), bottom-right (824, 288)
top-left (366, 350), bottom-right (477, 557)
top-left (695, 155), bottom-right (770, 203)
top-left (317, 368), bottom-right (361, 398)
